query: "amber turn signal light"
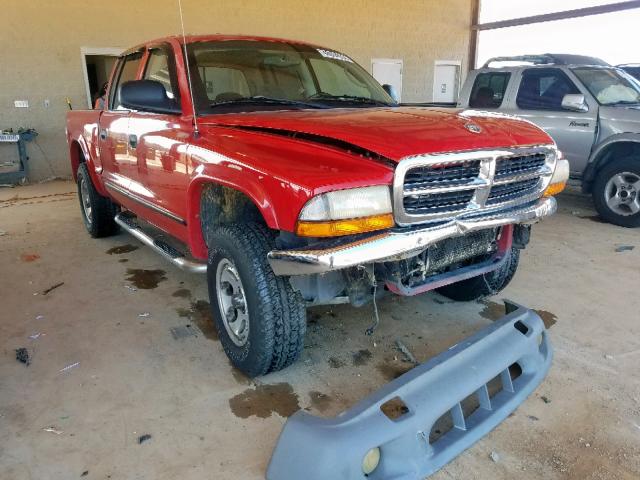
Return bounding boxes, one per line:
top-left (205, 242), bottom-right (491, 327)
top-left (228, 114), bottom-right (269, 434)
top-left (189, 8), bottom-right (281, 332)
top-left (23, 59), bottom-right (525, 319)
top-left (296, 213), bottom-right (394, 237)
top-left (543, 181), bottom-right (567, 197)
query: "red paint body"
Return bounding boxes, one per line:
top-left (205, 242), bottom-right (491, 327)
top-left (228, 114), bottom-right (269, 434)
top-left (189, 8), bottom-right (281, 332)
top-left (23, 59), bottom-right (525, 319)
top-left (66, 35), bottom-right (553, 261)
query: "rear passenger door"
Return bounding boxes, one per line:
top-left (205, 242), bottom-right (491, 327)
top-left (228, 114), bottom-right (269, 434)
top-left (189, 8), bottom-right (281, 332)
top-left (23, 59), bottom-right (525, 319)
top-left (99, 51), bottom-right (143, 192)
top-left (506, 68), bottom-right (597, 175)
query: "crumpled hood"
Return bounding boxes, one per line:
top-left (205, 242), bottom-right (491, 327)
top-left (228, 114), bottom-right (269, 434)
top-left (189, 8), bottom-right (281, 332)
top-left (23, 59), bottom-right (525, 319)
top-left (200, 107), bottom-right (553, 161)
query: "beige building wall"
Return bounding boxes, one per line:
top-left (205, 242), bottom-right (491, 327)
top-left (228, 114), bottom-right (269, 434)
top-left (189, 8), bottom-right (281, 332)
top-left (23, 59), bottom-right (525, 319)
top-left (0, 0), bottom-right (473, 181)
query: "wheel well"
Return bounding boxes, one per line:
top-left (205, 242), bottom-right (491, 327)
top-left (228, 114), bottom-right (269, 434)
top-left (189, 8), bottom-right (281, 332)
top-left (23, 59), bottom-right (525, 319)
top-left (200, 183), bottom-right (266, 247)
top-left (588, 142), bottom-right (640, 189)
top-left (70, 141), bottom-right (85, 180)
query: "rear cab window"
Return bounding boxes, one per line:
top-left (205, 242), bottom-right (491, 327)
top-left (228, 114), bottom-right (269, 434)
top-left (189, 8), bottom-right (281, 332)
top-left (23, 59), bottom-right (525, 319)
top-left (109, 51), bottom-right (144, 110)
top-left (516, 68), bottom-right (580, 111)
top-left (469, 72), bottom-right (511, 108)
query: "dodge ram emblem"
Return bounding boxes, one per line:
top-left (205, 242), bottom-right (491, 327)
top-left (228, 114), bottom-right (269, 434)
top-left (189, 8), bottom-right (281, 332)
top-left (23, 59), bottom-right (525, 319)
top-left (465, 123), bottom-right (482, 134)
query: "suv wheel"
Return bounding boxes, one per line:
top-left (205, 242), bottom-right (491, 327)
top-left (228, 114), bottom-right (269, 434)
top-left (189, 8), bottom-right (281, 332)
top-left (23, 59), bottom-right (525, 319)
top-left (206, 223), bottom-right (306, 377)
top-left (593, 157), bottom-right (640, 228)
top-left (76, 163), bottom-right (119, 238)
top-left (436, 247), bottom-right (520, 301)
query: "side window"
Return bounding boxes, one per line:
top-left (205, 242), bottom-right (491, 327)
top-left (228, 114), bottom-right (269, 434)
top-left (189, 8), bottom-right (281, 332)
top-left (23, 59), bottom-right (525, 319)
top-left (110, 52), bottom-right (143, 110)
top-left (469, 72), bottom-right (511, 108)
top-left (143, 47), bottom-right (180, 102)
top-left (516, 68), bottom-right (580, 111)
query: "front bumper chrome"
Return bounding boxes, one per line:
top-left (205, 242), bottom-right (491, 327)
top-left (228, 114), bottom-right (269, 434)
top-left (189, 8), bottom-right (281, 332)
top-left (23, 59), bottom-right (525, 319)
top-left (267, 302), bottom-right (553, 480)
top-left (268, 196), bottom-right (556, 276)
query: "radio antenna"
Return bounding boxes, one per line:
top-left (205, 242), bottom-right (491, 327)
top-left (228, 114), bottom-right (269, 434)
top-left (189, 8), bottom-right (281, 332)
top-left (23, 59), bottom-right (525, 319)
top-left (177, 0), bottom-right (200, 138)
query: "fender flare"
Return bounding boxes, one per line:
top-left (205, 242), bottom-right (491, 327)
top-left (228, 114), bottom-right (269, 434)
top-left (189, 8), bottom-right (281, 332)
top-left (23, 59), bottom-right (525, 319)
top-left (186, 173), bottom-right (279, 260)
top-left (582, 133), bottom-right (640, 193)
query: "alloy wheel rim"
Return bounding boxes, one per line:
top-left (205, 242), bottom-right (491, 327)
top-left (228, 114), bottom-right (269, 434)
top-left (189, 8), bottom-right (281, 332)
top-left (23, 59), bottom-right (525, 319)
top-left (215, 258), bottom-right (249, 347)
top-left (80, 177), bottom-right (92, 223)
top-left (604, 171), bottom-right (640, 217)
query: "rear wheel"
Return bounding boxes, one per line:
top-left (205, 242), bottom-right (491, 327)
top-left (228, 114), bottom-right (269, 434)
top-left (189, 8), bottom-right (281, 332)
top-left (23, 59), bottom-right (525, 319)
top-left (206, 223), bottom-right (306, 377)
top-left (76, 163), bottom-right (119, 238)
top-left (436, 247), bottom-right (520, 302)
top-left (592, 157), bottom-right (640, 228)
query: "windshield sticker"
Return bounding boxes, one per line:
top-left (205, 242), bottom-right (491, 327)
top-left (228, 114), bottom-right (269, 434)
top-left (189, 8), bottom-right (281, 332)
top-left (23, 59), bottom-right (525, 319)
top-left (317, 49), bottom-right (353, 63)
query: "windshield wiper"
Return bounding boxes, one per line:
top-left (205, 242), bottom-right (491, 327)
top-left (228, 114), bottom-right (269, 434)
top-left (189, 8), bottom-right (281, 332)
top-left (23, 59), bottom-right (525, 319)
top-left (210, 96), bottom-right (327, 109)
top-left (307, 92), bottom-right (391, 106)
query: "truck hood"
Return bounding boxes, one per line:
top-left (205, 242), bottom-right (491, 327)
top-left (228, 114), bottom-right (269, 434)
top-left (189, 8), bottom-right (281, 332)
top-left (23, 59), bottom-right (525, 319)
top-left (599, 105), bottom-right (640, 135)
top-left (200, 107), bottom-right (552, 162)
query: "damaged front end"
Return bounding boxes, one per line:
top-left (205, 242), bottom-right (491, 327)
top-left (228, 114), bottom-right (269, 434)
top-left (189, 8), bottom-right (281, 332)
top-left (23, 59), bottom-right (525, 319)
top-left (267, 301), bottom-right (553, 480)
top-left (285, 223), bottom-right (531, 307)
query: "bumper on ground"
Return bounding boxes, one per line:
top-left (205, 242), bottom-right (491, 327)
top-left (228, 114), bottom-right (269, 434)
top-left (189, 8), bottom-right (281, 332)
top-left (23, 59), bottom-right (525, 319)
top-left (268, 197), bottom-right (556, 276)
top-left (267, 302), bottom-right (553, 480)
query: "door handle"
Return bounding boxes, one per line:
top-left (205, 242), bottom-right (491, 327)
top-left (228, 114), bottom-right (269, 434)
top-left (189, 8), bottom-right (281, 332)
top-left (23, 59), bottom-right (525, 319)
top-left (129, 134), bottom-right (138, 148)
top-left (99, 129), bottom-right (107, 140)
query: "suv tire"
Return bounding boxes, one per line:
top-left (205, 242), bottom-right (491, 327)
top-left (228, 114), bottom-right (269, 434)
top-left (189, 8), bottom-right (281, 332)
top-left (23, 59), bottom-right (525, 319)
top-left (76, 163), bottom-right (119, 238)
top-left (592, 157), bottom-right (640, 228)
top-left (436, 247), bottom-right (520, 301)
top-left (206, 223), bottom-right (306, 377)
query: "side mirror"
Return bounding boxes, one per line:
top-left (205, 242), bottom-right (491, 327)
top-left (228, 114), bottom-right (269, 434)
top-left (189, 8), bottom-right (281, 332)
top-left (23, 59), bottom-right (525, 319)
top-left (120, 80), bottom-right (181, 114)
top-left (382, 84), bottom-right (399, 103)
top-left (561, 93), bottom-right (588, 112)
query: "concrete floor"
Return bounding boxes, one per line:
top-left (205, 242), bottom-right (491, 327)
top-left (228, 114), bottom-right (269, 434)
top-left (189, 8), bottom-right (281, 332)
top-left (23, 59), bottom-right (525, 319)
top-left (1, 180), bottom-right (639, 480)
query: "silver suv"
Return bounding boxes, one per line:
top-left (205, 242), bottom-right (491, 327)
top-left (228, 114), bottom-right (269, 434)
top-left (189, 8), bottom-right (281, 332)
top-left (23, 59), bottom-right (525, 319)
top-left (458, 54), bottom-right (640, 227)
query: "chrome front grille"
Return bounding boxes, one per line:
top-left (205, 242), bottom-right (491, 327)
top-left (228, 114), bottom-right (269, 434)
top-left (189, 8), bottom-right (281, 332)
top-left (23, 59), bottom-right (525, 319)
top-left (394, 147), bottom-right (556, 225)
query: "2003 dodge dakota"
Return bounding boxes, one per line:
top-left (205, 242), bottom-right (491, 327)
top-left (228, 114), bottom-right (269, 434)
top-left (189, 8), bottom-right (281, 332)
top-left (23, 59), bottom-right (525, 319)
top-left (66, 35), bottom-right (568, 379)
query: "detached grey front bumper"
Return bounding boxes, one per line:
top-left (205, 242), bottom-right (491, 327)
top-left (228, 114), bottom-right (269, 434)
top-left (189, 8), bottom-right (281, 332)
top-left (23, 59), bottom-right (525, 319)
top-left (268, 197), bottom-right (556, 276)
top-left (267, 302), bottom-right (553, 480)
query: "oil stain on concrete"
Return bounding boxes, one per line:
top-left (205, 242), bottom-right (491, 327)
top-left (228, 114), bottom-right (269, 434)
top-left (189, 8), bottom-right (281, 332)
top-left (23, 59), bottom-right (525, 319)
top-left (106, 244), bottom-right (139, 255)
top-left (229, 383), bottom-right (300, 419)
top-left (480, 300), bottom-right (557, 328)
top-left (175, 299), bottom-right (218, 340)
top-left (352, 349), bottom-right (372, 366)
top-left (377, 361), bottom-right (414, 381)
top-left (308, 391), bottom-right (333, 413)
top-left (125, 269), bottom-right (167, 289)
top-left (328, 356), bottom-right (345, 368)
top-left (172, 288), bottom-right (192, 298)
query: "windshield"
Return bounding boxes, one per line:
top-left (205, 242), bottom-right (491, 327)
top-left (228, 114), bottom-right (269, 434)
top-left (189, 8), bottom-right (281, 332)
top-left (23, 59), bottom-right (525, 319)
top-left (186, 40), bottom-right (394, 114)
top-left (571, 67), bottom-right (640, 105)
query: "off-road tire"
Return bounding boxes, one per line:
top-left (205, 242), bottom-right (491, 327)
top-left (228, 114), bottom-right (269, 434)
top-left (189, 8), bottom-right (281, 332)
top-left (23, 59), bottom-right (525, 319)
top-left (76, 163), bottom-right (119, 238)
top-left (436, 247), bottom-right (520, 301)
top-left (206, 223), bottom-right (306, 377)
top-left (592, 157), bottom-right (640, 228)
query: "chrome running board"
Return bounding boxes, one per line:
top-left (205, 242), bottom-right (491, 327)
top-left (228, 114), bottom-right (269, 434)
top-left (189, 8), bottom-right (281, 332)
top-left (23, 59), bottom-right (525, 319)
top-left (114, 212), bottom-right (206, 274)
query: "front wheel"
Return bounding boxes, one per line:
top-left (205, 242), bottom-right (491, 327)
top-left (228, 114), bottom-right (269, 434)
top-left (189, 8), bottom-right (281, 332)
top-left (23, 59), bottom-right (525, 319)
top-left (436, 247), bottom-right (520, 302)
top-left (206, 223), bottom-right (306, 377)
top-left (592, 157), bottom-right (640, 228)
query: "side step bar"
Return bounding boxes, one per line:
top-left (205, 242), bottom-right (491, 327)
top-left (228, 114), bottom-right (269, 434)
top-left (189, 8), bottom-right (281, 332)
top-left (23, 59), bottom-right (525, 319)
top-left (267, 301), bottom-right (553, 480)
top-left (114, 212), bottom-right (206, 274)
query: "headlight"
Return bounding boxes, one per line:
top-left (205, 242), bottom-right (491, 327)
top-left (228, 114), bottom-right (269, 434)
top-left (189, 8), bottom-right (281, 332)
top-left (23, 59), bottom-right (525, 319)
top-left (543, 150), bottom-right (570, 197)
top-left (296, 185), bottom-right (393, 237)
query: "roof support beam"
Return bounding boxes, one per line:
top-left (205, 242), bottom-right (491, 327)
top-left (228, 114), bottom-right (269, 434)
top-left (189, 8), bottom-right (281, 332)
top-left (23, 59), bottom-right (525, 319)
top-left (474, 0), bottom-right (640, 31)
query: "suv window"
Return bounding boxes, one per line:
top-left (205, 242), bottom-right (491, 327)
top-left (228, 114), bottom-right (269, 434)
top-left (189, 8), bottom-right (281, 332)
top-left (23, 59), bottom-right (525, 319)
top-left (143, 47), bottom-right (180, 103)
top-left (517, 68), bottom-right (580, 111)
top-left (110, 52), bottom-right (143, 110)
top-left (469, 72), bottom-right (511, 108)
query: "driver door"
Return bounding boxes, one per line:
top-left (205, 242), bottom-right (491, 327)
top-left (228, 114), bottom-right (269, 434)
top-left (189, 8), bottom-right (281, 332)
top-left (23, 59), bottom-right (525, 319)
top-left (504, 68), bottom-right (597, 176)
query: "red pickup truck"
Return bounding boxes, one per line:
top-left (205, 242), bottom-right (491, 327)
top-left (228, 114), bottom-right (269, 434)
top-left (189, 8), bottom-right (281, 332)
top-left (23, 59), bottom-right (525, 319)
top-left (66, 35), bottom-right (568, 377)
